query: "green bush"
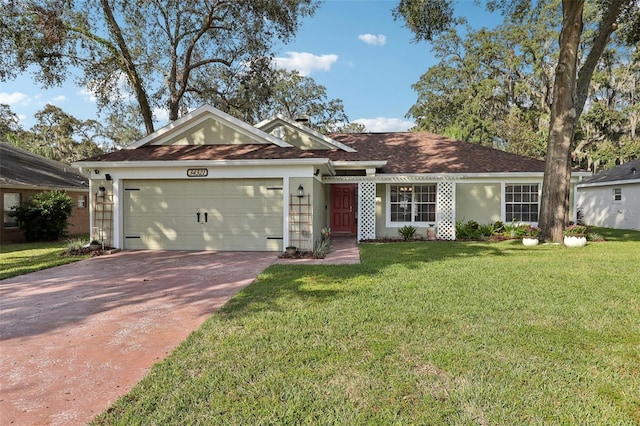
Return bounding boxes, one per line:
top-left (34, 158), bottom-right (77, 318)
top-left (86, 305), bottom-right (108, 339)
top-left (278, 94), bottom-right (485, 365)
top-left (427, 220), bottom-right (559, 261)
top-left (398, 225), bottom-right (418, 240)
top-left (10, 190), bottom-right (73, 242)
top-left (312, 238), bottom-right (333, 259)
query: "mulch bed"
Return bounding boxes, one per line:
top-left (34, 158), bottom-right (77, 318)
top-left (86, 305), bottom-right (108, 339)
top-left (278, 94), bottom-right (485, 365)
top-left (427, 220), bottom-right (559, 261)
top-left (278, 250), bottom-right (317, 259)
top-left (61, 247), bottom-right (119, 257)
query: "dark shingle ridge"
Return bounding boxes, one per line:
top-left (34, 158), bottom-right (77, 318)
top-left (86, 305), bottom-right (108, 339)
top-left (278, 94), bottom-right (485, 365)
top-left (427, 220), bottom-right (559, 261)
top-left (583, 159), bottom-right (640, 184)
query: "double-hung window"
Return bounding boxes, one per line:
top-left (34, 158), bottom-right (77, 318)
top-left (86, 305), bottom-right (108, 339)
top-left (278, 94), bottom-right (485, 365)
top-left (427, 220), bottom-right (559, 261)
top-left (389, 184), bottom-right (436, 224)
top-left (613, 188), bottom-right (622, 202)
top-left (505, 184), bottom-right (539, 222)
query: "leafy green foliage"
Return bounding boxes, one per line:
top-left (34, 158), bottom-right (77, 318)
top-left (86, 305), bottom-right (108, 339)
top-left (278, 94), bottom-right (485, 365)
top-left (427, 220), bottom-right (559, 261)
top-left (10, 190), bottom-right (73, 242)
top-left (455, 219), bottom-right (499, 239)
top-left (235, 69), bottom-right (353, 134)
top-left (312, 238), bottom-right (333, 259)
top-left (397, 225), bottom-right (418, 240)
top-left (1, 0), bottom-right (320, 134)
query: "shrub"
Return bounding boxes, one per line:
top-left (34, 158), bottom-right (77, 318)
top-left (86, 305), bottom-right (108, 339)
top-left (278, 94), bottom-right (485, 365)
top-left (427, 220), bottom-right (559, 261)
top-left (66, 237), bottom-right (89, 252)
top-left (312, 238), bottom-right (333, 259)
top-left (456, 220), bottom-right (483, 239)
top-left (10, 190), bottom-right (73, 242)
top-left (398, 225), bottom-right (418, 240)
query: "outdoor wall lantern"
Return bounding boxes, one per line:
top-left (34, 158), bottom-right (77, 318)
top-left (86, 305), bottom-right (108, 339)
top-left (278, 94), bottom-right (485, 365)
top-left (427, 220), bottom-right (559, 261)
top-left (297, 184), bottom-right (305, 198)
top-left (97, 186), bottom-right (106, 197)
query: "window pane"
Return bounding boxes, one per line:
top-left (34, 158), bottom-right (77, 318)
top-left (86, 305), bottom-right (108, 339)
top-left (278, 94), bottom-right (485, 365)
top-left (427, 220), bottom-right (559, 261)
top-left (504, 183), bottom-right (539, 223)
top-left (3, 193), bottom-right (20, 227)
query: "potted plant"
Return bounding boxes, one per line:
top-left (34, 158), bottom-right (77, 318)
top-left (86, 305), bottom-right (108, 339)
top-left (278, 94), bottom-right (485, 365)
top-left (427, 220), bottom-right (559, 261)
top-left (89, 240), bottom-right (101, 250)
top-left (321, 226), bottom-right (332, 241)
top-left (522, 225), bottom-right (539, 246)
top-left (563, 224), bottom-right (587, 247)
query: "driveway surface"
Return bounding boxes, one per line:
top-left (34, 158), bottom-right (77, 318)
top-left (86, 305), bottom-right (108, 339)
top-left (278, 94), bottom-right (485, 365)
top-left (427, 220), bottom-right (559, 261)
top-left (0, 250), bottom-right (276, 425)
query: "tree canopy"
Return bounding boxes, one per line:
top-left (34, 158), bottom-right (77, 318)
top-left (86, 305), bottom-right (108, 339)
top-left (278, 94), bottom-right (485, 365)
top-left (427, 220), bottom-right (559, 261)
top-left (1, 0), bottom-right (319, 134)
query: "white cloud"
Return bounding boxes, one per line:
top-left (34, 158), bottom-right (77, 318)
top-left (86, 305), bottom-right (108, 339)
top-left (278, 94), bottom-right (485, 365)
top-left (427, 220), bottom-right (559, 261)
top-left (79, 88), bottom-right (97, 103)
top-left (358, 34), bottom-right (386, 46)
top-left (273, 52), bottom-right (338, 76)
top-left (153, 107), bottom-right (169, 123)
top-left (0, 91), bottom-right (30, 106)
top-left (355, 117), bottom-right (414, 132)
top-left (50, 95), bottom-right (67, 103)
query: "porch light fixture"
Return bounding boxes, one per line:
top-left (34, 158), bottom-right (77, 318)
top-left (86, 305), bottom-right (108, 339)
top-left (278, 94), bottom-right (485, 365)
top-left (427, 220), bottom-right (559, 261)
top-left (297, 184), bottom-right (305, 198)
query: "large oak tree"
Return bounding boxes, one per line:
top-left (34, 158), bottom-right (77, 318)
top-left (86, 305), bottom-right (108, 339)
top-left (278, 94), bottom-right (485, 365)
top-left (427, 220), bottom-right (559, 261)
top-left (1, 0), bottom-right (318, 134)
top-left (394, 0), bottom-right (639, 242)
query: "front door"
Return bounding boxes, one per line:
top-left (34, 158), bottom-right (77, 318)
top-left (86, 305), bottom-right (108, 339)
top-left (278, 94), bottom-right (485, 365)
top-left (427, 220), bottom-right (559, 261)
top-left (330, 184), bottom-right (357, 235)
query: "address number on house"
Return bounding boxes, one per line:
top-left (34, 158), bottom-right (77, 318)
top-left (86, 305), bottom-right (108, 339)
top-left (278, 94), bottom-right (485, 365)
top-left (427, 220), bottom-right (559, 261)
top-left (187, 168), bottom-right (208, 177)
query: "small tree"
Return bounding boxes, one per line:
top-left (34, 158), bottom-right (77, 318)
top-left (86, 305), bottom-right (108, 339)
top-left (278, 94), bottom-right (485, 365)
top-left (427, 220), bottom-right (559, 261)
top-left (10, 190), bottom-right (73, 242)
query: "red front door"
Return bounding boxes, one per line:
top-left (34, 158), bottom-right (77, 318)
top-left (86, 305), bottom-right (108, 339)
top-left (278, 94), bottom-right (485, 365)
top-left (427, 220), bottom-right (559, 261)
top-left (330, 184), bottom-right (357, 235)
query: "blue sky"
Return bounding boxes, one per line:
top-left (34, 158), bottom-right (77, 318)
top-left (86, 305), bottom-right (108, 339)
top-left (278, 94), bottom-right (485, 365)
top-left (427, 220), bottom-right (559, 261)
top-left (1, 0), bottom-right (499, 133)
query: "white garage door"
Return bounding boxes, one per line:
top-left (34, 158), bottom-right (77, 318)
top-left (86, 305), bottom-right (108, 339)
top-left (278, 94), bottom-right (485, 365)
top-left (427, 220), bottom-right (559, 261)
top-left (123, 179), bottom-right (283, 251)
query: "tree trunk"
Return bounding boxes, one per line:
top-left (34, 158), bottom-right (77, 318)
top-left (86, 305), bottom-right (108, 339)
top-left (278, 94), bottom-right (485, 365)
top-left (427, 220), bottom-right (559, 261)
top-left (99, 0), bottom-right (155, 135)
top-left (539, 0), bottom-right (583, 243)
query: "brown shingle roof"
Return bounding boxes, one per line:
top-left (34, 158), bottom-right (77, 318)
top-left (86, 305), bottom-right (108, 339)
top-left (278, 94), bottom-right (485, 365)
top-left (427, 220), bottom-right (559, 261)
top-left (82, 132), bottom-right (547, 174)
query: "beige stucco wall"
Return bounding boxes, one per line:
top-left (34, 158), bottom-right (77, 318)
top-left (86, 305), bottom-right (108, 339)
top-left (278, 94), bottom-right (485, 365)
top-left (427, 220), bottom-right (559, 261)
top-left (281, 127), bottom-right (329, 150)
top-left (162, 117), bottom-right (259, 145)
top-left (456, 183), bottom-right (501, 224)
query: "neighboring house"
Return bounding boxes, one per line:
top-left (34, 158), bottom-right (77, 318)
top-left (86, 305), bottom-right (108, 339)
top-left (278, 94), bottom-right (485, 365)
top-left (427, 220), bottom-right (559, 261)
top-left (0, 143), bottom-right (91, 244)
top-left (74, 105), bottom-right (590, 252)
top-left (577, 159), bottom-right (640, 231)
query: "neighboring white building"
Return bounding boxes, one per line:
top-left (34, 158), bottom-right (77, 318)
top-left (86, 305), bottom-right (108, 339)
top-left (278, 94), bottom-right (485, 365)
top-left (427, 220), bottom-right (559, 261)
top-left (577, 159), bottom-right (640, 231)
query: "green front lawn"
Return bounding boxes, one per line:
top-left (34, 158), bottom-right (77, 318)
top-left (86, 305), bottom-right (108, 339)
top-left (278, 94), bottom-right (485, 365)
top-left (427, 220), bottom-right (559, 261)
top-left (0, 239), bottom-right (90, 280)
top-left (94, 227), bottom-right (640, 425)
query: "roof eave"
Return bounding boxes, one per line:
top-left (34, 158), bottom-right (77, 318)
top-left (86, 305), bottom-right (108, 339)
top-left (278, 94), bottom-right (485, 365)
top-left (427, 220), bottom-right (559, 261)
top-left (74, 158), bottom-right (331, 169)
top-left (578, 178), bottom-right (640, 188)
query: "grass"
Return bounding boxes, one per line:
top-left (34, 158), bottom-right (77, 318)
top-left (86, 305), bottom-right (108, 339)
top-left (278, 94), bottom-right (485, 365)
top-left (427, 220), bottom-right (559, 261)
top-left (0, 238), bottom-right (90, 280)
top-left (92, 226), bottom-right (640, 425)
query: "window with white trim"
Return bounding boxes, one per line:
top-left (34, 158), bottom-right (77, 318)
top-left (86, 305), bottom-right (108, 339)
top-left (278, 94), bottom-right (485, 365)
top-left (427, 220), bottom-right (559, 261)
top-left (3, 192), bottom-right (21, 228)
top-left (389, 184), bottom-right (436, 224)
top-left (78, 195), bottom-right (87, 208)
top-left (612, 188), bottom-right (622, 202)
top-left (505, 184), bottom-right (539, 222)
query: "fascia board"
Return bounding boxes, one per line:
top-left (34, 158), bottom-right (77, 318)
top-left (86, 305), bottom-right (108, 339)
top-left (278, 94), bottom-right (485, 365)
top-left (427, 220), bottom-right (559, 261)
top-left (332, 161), bottom-right (388, 169)
top-left (74, 158), bottom-right (331, 169)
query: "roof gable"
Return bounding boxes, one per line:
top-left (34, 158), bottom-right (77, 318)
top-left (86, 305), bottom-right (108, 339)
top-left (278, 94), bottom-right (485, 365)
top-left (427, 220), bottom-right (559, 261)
top-left (127, 105), bottom-right (292, 149)
top-left (0, 143), bottom-right (89, 190)
top-left (255, 115), bottom-right (356, 152)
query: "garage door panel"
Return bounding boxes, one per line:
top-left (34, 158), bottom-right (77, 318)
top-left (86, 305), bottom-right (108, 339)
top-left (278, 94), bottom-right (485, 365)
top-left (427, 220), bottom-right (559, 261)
top-left (124, 179), bottom-right (283, 251)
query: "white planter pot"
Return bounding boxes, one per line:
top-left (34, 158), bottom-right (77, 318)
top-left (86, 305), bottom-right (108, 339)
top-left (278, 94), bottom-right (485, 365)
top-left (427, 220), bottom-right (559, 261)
top-left (522, 237), bottom-right (539, 246)
top-left (564, 235), bottom-right (587, 248)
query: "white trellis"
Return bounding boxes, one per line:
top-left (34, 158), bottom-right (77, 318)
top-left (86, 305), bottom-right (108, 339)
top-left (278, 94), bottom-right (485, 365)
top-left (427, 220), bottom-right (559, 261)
top-left (358, 182), bottom-right (376, 241)
top-left (437, 181), bottom-right (456, 240)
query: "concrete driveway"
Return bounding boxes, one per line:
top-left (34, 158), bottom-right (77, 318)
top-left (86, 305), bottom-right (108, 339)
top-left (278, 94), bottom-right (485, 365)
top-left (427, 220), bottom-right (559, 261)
top-left (0, 250), bottom-right (276, 426)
